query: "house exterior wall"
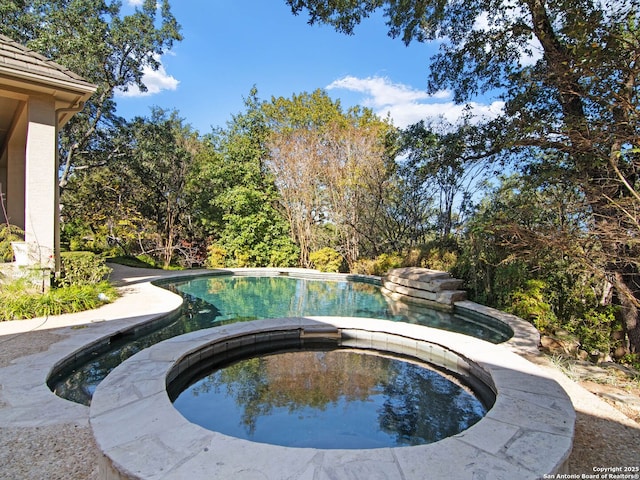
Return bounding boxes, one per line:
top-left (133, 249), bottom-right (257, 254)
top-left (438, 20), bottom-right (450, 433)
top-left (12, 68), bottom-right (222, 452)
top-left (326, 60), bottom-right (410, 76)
top-left (23, 95), bottom-right (56, 269)
top-left (0, 146), bottom-right (6, 219)
top-left (1, 35), bottom-right (95, 276)
top-left (4, 102), bottom-right (27, 230)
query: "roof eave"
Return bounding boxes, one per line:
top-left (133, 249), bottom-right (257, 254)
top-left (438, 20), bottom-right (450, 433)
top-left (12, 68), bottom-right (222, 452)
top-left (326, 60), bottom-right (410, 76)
top-left (0, 66), bottom-right (97, 97)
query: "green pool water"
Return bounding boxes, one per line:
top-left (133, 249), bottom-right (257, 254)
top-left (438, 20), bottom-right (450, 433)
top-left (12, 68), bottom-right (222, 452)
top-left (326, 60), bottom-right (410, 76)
top-left (50, 274), bottom-right (510, 405)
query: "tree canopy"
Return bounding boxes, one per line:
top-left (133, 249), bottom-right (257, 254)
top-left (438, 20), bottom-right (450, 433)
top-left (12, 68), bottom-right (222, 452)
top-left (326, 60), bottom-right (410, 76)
top-left (286, 0), bottom-right (640, 352)
top-left (4, 1), bottom-right (639, 364)
top-left (0, 0), bottom-right (182, 188)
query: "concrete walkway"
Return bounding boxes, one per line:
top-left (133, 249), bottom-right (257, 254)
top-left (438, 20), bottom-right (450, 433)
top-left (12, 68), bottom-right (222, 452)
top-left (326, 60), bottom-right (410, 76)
top-left (0, 265), bottom-right (638, 479)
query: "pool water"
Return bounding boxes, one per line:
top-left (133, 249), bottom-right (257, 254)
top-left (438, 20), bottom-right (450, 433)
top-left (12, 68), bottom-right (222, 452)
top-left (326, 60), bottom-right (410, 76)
top-left (172, 348), bottom-right (487, 449)
top-left (50, 274), bottom-right (510, 405)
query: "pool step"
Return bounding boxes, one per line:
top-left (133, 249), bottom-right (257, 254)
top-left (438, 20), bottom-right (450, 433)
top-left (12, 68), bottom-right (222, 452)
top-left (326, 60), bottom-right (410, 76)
top-left (382, 267), bottom-right (466, 309)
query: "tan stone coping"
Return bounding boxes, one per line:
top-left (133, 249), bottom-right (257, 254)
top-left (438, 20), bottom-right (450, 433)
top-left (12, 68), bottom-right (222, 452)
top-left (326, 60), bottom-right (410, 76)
top-left (90, 317), bottom-right (574, 480)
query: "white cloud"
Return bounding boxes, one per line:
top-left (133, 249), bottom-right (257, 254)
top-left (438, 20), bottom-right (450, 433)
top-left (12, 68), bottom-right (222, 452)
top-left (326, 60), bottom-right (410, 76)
top-left (327, 75), bottom-right (504, 128)
top-left (126, 0), bottom-right (143, 6)
top-left (116, 57), bottom-right (179, 98)
top-left (473, 10), bottom-right (542, 68)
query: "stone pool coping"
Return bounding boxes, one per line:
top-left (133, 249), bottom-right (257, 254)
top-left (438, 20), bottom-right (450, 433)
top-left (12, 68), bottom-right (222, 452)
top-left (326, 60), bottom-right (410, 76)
top-left (0, 266), bottom-right (572, 478)
top-left (0, 266), bottom-right (538, 430)
top-left (90, 316), bottom-right (574, 480)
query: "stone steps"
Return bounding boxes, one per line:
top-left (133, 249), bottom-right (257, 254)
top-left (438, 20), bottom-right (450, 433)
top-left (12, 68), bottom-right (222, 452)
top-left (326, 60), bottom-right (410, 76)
top-left (382, 267), bottom-right (466, 309)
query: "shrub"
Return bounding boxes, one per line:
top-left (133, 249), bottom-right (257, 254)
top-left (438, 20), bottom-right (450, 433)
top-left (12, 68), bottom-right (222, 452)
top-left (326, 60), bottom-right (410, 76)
top-left (421, 248), bottom-right (458, 271)
top-left (268, 240), bottom-right (300, 267)
top-left (0, 224), bottom-right (24, 262)
top-left (351, 258), bottom-right (376, 275)
top-left (0, 278), bottom-right (116, 320)
top-left (565, 306), bottom-right (620, 357)
top-left (507, 279), bottom-right (558, 331)
top-left (371, 253), bottom-right (403, 276)
top-left (351, 253), bottom-right (403, 276)
top-left (59, 251), bottom-right (112, 287)
top-left (309, 248), bottom-right (343, 272)
top-left (206, 245), bottom-right (227, 268)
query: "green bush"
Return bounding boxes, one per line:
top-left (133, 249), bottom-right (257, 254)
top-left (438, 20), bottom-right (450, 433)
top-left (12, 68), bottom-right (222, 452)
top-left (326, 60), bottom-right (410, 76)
top-left (351, 258), bottom-right (376, 275)
top-left (0, 224), bottom-right (24, 262)
top-left (268, 240), bottom-right (300, 267)
top-left (565, 306), bottom-right (620, 357)
top-left (351, 253), bottom-right (403, 276)
top-left (59, 251), bottom-right (112, 287)
top-left (371, 253), bottom-right (403, 276)
top-left (205, 245), bottom-right (227, 268)
top-left (0, 278), bottom-right (116, 320)
top-left (309, 247), bottom-right (343, 272)
top-left (507, 279), bottom-right (558, 331)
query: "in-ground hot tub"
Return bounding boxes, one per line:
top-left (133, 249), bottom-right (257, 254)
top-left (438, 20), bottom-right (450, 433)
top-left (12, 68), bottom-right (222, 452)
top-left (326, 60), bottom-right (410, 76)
top-left (90, 317), bottom-right (574, 480)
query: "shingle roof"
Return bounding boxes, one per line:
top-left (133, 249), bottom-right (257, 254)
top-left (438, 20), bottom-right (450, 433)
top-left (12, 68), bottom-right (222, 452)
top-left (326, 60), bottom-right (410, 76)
top-left (0, 34), bottom-right (95, 92)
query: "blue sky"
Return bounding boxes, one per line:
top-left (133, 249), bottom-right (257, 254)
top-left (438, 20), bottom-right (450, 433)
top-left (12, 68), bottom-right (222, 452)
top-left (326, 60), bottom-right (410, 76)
top-left (116, 1), bottom-right (506, 133)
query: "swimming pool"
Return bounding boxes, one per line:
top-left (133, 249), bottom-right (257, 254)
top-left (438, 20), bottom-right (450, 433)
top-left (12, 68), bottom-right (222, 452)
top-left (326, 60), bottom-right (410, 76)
top-left (49, 273), bottom-right (511, 405)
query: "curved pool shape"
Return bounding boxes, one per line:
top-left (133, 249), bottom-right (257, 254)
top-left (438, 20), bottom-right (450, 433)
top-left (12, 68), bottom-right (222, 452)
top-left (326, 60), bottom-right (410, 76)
top-left (172, 347), bottom-right (488, 449)
top-left (90, 317), bottom-right (574, 479)
top-left (49, 273), bottom-right (511, 405)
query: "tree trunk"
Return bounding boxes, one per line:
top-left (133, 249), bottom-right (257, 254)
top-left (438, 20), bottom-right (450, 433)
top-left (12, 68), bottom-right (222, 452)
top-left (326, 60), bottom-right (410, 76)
top-left (612, 271), bottom-right (640, 354)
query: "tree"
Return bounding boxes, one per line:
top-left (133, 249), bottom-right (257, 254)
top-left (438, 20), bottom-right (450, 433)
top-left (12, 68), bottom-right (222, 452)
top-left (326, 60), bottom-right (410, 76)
top-left (264, 90), bottom-right (395, 269)
top-left (0, 0), bottom-right (182, 189)
top-left (322, 109), bottom-right (397, 266)
top-left (189, 89), bottom-right (299, 267)
top-left (62, 109), bottom-right (199, 267)
top-left (286, 0), bottom-right (640, 354)
top-left (124, 109), bottom-right (198, 268)
top-left (400, 121), bottom-right (487, 240)
top-left (455, 173), bottom-right (622, 358)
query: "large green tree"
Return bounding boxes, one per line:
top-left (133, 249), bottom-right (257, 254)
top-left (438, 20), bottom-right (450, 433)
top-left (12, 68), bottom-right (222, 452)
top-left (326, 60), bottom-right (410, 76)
top-left (124, 109), bottom-right (198, 268)
top-left (61, 108), bottom-right (200, 268)
top-left (189, 89), bottom-right (299, 268)
top-left (0, 0), bottom-right (182, 189)
top-left (286, 0), bottom-right (640, 353)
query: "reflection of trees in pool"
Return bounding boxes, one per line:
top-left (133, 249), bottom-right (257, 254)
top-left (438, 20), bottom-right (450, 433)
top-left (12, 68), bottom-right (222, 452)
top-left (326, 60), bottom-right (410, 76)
top-left (191, 351), bottom-right (390, 434)
top-left (53, 275), bottom-right (506, 407)
top-left (52, 294), bottom-right (228, 405)
top-left (378, 361), bottom-right (486, 445)
top-left (194, 276), bottom-right (395, 320)
top-left (187, 350), bottom-right (485, 443)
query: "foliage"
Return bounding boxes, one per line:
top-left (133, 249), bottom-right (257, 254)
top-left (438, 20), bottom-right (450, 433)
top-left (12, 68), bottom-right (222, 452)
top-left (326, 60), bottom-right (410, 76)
top-left (309, 247), bottom-right (343, 272)
top-left (0, 224), bottom-right (24, 262)
top-left (205, 245), bottom-right (227, 269)
top-left (400, 121), bottom-right (484, 239)
top-left (62, 108), bottom-right (200, 268)
top-left (58, 251), bottom-right (112, 287)
top-left (507, 280), bottom-right (558, 332)
top-left (1, 0), bottom-right (182, 190)
top-left (263, 89), bottom-right (397, 268)
top-left (124, 109), bottom-right (198, 267)
top-left (0, 278), bottom-right (116, 320)
top-left (285, 0), bottom-right (640, 354)
top-left (351, 253), bottom-right (403, 276)
top-left (190, 89), bottom-right (300, 268)
top-left (409, 239), bottom-right (459, 272)
top-left (565, 307), bottom-right (620, 358)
